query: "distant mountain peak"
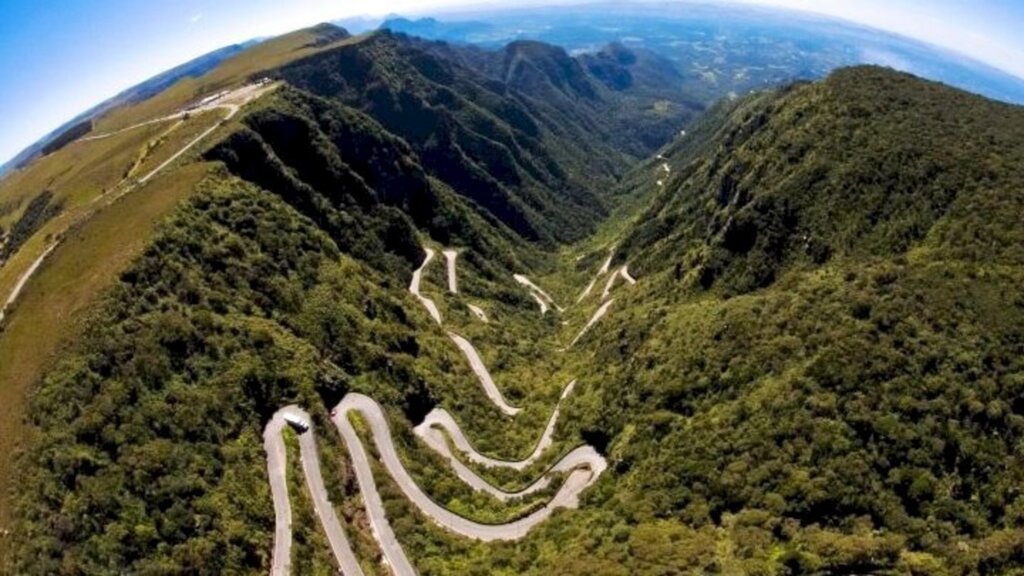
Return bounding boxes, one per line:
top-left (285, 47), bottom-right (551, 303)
top-left (304, 22), bottom-right (350, 47)
top-left (500, 40), bottom-right (599, 100)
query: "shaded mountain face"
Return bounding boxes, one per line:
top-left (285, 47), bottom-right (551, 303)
top-left (204, 29), bottom-right (709, 281)
top-left (575, 42), bottom-right (703, 151)
top-left (416, 34), bottom-right (705, 155)
top-left (265, 32), bottom-right (626, 246)
top-left (495, 40), bottom-right (601, 101)
top-left (580, 42), bottom-right (641, 91)
top-left (579, 42), bottom-right (686, 94)
top-left (217, 31), bottom-right (701, 251)
top-left (205, 85), bottom-right (529, 278)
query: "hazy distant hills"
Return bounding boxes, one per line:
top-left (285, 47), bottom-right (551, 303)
top-left (374, 3), bottom-right (1024, 107)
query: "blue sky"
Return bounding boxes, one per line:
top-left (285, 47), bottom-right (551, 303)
top-left (1, 0), bottom-right (1022, 165)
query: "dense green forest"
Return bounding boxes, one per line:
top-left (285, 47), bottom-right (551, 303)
top-left (569, 66), bottom-right (1024, 574)
top-left (11, 173), bottom-right (470, 572)
top-left (620, 67), bottom-right (1024, 291)
top-left (268, 30), bottom-right (706, 244)
top-left (9, 25), bottom-right (1024, 575)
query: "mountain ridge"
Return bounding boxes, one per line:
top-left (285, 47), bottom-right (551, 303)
top-left (621, 65), bottom-right (1024, 293)
top-left (261, 29), bottom-right (701, 245)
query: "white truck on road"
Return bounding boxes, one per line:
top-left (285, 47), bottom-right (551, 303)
top-left (283, 413), bottom-right (310, 433)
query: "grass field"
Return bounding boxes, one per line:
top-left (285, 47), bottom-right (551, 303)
top-left (0, 82), bottom-right (266, 313)
top-left (0, 124), bottom-right (170, 316)
top-left (0, 122), bottom-right (167, 229)
top-left (0, 23), bottom-right (364, 253)
top-left (128, 109), bottom-right (228, 180)
top-left (0, 163), bottom-right (211, 563)
top-left (93, 27), bottom-right (365, 133)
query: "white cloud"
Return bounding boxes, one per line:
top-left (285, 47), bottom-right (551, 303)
top-left (190, 12), bottom-right (204, 24)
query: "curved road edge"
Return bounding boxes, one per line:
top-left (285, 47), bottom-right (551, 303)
top-left (446, 332), bottom-right (521, 416)
top-left (264, 392), bottom-right (608, 575)
top-left (332, 394), bottom-right (607, 543)
top-left (414, 380), bottom-right (576, 472)
top-left (264, 407), bottom-right (365, 576)
top-left (409, 248), bottom-right (442, 325)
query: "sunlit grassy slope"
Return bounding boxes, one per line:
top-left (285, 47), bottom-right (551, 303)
top-left (93, 24), bottom-right (361, 133)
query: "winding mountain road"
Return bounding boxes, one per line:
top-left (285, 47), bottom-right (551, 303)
top-left (409, 248), bottom-right (442, 324)
top-left (0, 242), bottom-right (58, 325)
top-left (263, 247), bottom-right (625, 574)
top-left (576, 253), bottom-right (613, 303)
top-left (467, 304), bottom-right (489, 323)
top-left (570, 299), bottom-right (615, 348)
top-left (263, 413), bottom-right (293, 576)
top-left (601, 269), bottom-right (618, 300)
top-left (601, 265), bottom-right (636, 300)
top-left (334, 394), bottom-right (606, 543)
top-left (447, 332), bottom-right (521, 416)
top-left (265, 408), bottom-right (365, 576)
top-left (266, 391), bottom-right (606, 575)
top-left (442, 250), bottom-right (458, 294)
top-left (514, 274), bottom-right (563, 314)
top-left (528, 292), bottom-right (550, 314)
top-left (415, 380), bottom-right (577, 473)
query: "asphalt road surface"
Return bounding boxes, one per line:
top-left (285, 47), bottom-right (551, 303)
top-left (262, 247), bottom-right (622, 575)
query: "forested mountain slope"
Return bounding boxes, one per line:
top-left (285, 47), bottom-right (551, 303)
top-left (5, 28), bottom-right (700, 573)
top-left (6, 21), bottom-right (1024, 574)
top-left (202, 27), bottom-right (706, 275)
top-left (413, 35), bottom-right (704, 155)
top-left (267, 30), bottom-right (700, 246)
top-left (270, 31), bottom-right (608, 245)
top-left (566, 66), bottom-right (1024, 573)
top-left (621, 66), bottom-right (1024, 291)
